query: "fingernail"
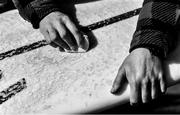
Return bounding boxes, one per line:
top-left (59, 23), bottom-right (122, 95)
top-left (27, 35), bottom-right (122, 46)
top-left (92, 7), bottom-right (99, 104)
top-left (64, 49), bottom-right (72, 53)
top-left (130, 102), bottom-right (139, 107)
top-left (162, 90), bottom-right (166, 94)
top-left (142, 100), bottom-right (148, 104)
top-left (130, 102), bottom-right (133, 106)
top-left (80, 33), bottom-right (89, 51)
top-left (111, 86), bottom-right (118, 94)
top-left (162, 87), bottom-right (166, 93)
top-left (152, 95), bottom-right (157, 100)
top-left (110, 87), bottom-right (115, 93)
top-left (70, 45), bottom-right (76, 50)
top-left (78, 48), bottom-right (87, 53)
top-left (162, 89), bottom-right (165, 94)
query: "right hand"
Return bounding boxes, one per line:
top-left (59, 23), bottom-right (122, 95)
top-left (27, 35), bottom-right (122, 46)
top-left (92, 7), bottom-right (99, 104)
top-left (39, 11), bottom-right (86, 52)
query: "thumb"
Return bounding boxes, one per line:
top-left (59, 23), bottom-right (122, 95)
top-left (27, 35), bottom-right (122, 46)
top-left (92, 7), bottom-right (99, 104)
top-left (111, 66), bottom-right (127, 94)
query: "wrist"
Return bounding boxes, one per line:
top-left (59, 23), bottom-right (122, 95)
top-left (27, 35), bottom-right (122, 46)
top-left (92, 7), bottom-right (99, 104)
top-left (130, 45), bottom-right (167, 59)
top-left (144, 46), bottom-right (166, 59)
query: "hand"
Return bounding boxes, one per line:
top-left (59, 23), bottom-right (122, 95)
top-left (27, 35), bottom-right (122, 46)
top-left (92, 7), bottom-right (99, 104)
top-left (111, 48), bottom-right (166, 105)
top-left (39, 11), bottom-right (88, 52)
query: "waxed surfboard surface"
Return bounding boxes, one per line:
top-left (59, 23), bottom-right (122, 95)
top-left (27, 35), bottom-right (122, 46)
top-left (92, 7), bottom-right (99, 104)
top-left (3, 0), bottom-right (180, 114)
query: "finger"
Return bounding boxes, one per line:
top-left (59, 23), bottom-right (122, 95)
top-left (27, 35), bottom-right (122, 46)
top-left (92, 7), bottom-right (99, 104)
top-left (111, 66), bottom-right (126, 94)
top-left (54, 36), bottom-right (71, 51)
top-left (40, 30), bottom-right (58, 48)
top-left (79, 32), bottom-right (90, 51)
top-left (130, 82), bottom-right (141, 106)
top-left (151, 78), bottom-right (160, 100)
top-left (48, 28), bottom-right (70, 50)
top-left (55, 23), bottom-right (77, 51)
top-left (159, 72), bottom-right (166, 93)
top-left (50, 42), bottom-right (58, 48)
top-left (64, 17), bottom-right (83, 47)
top-left (40, 30), bottom-right (51, 44)
top-left (141, 78), bottom-right (151, 103)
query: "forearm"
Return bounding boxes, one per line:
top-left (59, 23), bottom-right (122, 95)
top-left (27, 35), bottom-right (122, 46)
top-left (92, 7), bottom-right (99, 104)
top-left (12, 0), bottom-right (65, 29)
top-left (130, 0), bottom-right (180, 59)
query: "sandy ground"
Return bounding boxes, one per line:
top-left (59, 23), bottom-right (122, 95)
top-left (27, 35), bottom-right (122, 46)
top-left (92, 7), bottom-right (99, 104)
top-left (0, 0), bottom-right (180, 114)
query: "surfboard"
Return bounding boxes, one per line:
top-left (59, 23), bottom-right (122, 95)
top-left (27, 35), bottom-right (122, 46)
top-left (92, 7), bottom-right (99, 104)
top-left (0, 0), bottom-right (180, 114)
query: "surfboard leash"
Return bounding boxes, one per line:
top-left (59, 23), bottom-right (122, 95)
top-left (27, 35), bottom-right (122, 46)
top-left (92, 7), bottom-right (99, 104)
top-left (0, 78), bottom-right (27, 104)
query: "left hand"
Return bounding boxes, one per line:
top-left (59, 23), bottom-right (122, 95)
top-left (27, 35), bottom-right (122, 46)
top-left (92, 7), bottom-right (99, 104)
top-left (111, 48), bottom-right (166, 105)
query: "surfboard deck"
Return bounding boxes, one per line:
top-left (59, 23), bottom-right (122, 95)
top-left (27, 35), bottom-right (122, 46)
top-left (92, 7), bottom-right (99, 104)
top-left (1, 0), bottom-right (180, 114)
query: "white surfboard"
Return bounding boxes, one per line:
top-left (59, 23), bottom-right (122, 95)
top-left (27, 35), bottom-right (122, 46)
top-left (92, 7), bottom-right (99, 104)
top-left (0, 0), bottom-right (180, 114)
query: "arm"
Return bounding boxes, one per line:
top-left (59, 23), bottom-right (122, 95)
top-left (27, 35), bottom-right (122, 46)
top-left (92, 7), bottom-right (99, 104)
top-left (130, 0), bottom-right (180, 58)
top-left (12, 0), bottom-right (63, 29)
top-left (12, 0), bottom-right (89, 52)
top-left (111, 0), bottom-right (180, 105)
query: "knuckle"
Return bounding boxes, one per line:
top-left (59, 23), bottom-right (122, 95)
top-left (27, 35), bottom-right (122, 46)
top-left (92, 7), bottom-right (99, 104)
top-left (54, 19), bottom-right (62, 25)
top-left (62, 15), bottom-right (70, 21)
top-left (135, 72), bottom-right (143, 80)
top-left (135, 77), bottom-right (143, 84)
top-left (54, 18), bottom-right (63, 25)
top-left (61, 32), bottom-right (68, 40)
top-left (50, 34), bottom-right (57, 41)
top-left (73, 28), bottom-right (80, 35)
top-left (150, 77), bottom-right (155, 83)
top-left (129, 78), bottom-right (136, 85)
top-left (45, 38), bottom-right (51, 44)
top-left (130, 79), bottom-right (139, 88)
top-left (142, 78), bottom-right (149, 85)
top-left (158, 72), bottom-right (163, 79)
